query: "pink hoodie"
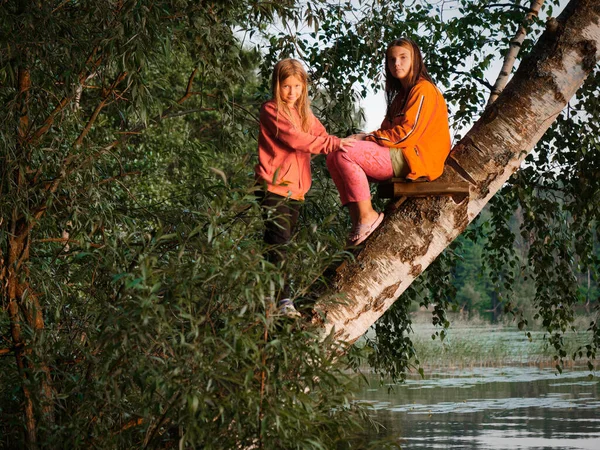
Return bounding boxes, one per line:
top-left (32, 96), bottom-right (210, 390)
top-left (255, 100), bottom-right (341, 201)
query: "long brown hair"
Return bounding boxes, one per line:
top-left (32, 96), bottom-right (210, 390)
top-left (384, 38), bottom-right (433, 120)
top-left (271, 58), bottom-right (312, 132)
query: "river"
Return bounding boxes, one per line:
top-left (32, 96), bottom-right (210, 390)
top-left (358, 320), bottom-right (600, 449)
top-left (360, 365), bottom-right (599, 449)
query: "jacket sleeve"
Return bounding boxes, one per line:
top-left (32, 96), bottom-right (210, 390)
top-left (261, 103), bottom-right (341, 154)
top-left (312, 114), bottom-right (329, 138)
top-left (365, 82), bottom-right (436, 149)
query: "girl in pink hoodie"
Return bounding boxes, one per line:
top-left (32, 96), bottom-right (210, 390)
top-left (255, 58), bottom-right (355, 316)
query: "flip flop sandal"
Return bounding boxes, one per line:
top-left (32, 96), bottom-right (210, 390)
top-left (347, 212), bottom-right (384, 246)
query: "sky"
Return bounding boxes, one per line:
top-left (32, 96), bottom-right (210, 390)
top-left (360, 85), bottom-right (385, 132)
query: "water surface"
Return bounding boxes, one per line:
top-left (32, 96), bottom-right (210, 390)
top-left (360, 366), bottom-right (599, 449)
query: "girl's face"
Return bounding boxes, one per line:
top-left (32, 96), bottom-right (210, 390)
top-left (387, 45), bottom-right (412, 82)
top-left (279, 75), bottom-right (304, 107)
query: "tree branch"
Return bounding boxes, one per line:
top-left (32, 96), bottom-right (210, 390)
top-left (51, 0), bottom-right (72, 14)
top-left (487, 0), bottom-right (544, 106)
top-left (52, 68), bottom-right (202, 185)
top-left (12, 67), bottom-right (39, 446)
top-left (34, 237), bottom-right (104, 248)
top-left (487, 3), bottom-right (530, 12)
top-left (177, 67), bottom-right (198, 105)
top-left (142, 392), bottom-right (180, 448)
top-left (204, 92), bottom-right (260, 123)
top-left (98, 170), bottom-right (141, 185)
top-left (117, 417), bottom-right (144, 434)
top-left (28, 48), bottom-right (102, 145)
top-left (74, 71), bottom-right (127, 147)
top-left (23, 68), bottom-right (203, 238)
top-left (17, 67), bottom-right (30, 146)
top-left (7, 277), bottom-right (38, 446)
top-left (160, 107), bottom-right (218, 120)
top-left (452, 70), bottom-right (494, 91)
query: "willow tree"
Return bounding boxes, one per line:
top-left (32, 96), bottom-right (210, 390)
top-left (1, 1), bottom-right (374, 449)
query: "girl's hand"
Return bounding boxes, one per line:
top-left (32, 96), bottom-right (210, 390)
top-left (338, 137), bottom-right (357, 152)
top-left (348, 133), bottom-right (367, 140)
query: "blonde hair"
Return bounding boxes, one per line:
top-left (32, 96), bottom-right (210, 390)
top-left (271, 58), bottom-right (312, 132)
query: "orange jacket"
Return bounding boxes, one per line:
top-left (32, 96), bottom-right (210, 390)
top-left (255, 100), bottom-right (341, 200)
top-left (365, 79), bottom-right (451, 181)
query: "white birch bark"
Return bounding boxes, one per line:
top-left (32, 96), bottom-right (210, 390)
top-left (315, 0), bottom-right (600, 345)
top-left (487, 0), bottom-right (545, 106)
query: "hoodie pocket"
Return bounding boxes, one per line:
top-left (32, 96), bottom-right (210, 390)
top-left (275, 159), bottom-right (293, 186)
top-left (402, 145), bottom-right (427, 178)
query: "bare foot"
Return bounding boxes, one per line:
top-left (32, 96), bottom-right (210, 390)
top-left (358, 211), bottom-right (381, 227)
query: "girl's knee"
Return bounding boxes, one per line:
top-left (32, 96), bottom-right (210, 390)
top-left (326, 150), bottom-right (343, 168)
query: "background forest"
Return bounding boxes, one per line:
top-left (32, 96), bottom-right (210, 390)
top-left (1, 0), bottom-right (598, 448)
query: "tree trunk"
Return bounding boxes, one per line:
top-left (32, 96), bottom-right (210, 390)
top-left (3, 66), bottom-right (56, 449)
top-left (487, 0), bottom-right (545, 106)
top-left (315, 0), bottom-right (600, 345)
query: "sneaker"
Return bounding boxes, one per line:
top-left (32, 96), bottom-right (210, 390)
top-left (279, 299), bottom-right (301, 318)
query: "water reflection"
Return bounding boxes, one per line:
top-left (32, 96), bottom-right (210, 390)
top-left (360, 367), bottom-right (599, 449)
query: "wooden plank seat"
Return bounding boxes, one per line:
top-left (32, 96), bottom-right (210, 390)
top-left (377, 178), bottom-right (470, 199)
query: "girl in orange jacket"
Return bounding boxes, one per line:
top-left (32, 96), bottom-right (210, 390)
top-left (327, 38), bottom-right (451, 245)
top-left (255, 58), bottom-right (355, 315)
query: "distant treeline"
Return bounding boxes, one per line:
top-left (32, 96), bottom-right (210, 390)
top-left (447, 207), bottom-right (598, 322)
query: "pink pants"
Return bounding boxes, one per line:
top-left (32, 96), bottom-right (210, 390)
top-left (326, 141), bottom-right (393, 205)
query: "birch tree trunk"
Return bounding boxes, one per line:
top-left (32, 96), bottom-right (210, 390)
top-left (315, 0), bottom-right (600, 345)
top-left (487, 0), bottom-right (545, 106)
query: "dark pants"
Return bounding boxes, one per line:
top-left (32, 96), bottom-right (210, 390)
top-left (259, 191), bottom-right (302, 299)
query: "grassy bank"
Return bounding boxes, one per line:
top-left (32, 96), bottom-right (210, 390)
top-left (402, 312), bottom-right (597, 371)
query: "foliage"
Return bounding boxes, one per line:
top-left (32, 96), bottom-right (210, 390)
top-left (1, 0), bottom-right (599, 447)
top-left (0, 0), bottom-right (377, 448)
